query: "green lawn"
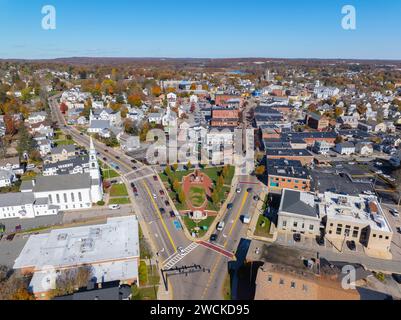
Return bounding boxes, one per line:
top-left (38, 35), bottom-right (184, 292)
top-left (190, 186), bottom-right (206, 207)
top-left (109, 184), bottom-right (128, 197)
top-left (132, 286), bottom-right (158, 300)
top-left (139, 260), bottom-right (148, 286)
top-left (99, 161), bottom-right (120, 179)
top-left (108, 197), bottom-right (131, 205)
top-left (54, 139), bottom-right (75, 146)
top-left (254, 215), bottom-right (272, 238)
top-left (160, 165), bottom-right (234, 213)
top-left (182, 216), bottom-right (216, 237)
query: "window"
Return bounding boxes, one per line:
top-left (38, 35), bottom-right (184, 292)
top-left (282, 221), bottom-right (287, 227)
top-left (352, 230), bottom-right (359, 238)
top-left (330, 223), bottom-right (334, 227)
top-left (303, 284), bottom-right (308, 292)
top-left (373, 234), bottom-right (377, 238)
top-left (379, 235), bottom-right (383, 239)
top-left (48, 195), bottom-right (53, 204)
top-left (268, 275), bottom-right (273, 283)
top-left (78, 192), bottom-right (82, 202)
top-left (291, 281), bottom-right (296, 289)
top-left (63, 193), bottom-right (67, 203)
top-left (279, 279), bottom-right (285, 286)
top-left (309, 225), bottom-right (314, 231)
top-left (71, 193), bottom-right (75, 202)
top-left (56, 194), bottom-right (60, 203)
top-left (293, 222), bottom-right (298, 228)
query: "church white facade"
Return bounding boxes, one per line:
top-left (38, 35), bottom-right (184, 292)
top-left (0, 138), bottom-right (104, 220)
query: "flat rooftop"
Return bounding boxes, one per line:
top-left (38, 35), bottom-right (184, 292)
top-left (267, 159), bottom-right (310, 180)
top-left (14, 216), bottom-right (140, 270)
top-left (320, 192), bottom-right (392, 233)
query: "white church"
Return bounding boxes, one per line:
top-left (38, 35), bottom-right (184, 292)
top-left (0, 138), bottom-right (103, 220)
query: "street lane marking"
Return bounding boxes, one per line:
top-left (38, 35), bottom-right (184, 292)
top-left (224, 192), bottom-right (249, 247)
top-left (142, 181), bottom-right (177, 252)
top-left (201, 191), bottom-right (249, 299)
top-left (163, 242), bottom-right (199, 269)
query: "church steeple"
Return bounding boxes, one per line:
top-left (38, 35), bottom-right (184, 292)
top-left (89, 137), bottom-right (100, 180)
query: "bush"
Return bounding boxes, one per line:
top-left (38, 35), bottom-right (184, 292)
top-left (97, 200), bottom-right (105, 206)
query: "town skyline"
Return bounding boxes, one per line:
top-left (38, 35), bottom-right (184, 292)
top-left (1, 0), bottom-right (401, 60)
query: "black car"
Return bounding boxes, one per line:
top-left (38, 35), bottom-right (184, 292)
top-left (210, 234), bottom-right (218, 242)
top-left (316, 236), bottom-right (325, 246)
top-left (347, 240), bottom-right (356, 251)
top-left (169, 211), bottom-right (175, 218)
top-left (293, 233), bottom-right (301, 242)
top-left (103, 157), bottom-right (107, 161)
top-left (392, 273), bottom-right (401, 284)
top-left (253, 195), bottom-right (260, 201)
top-left (104, 149), bottom-right (109, 153)
top-left (132, 166), bottom-right (137, 170)
top-left (159, 208), bottom-right (166, 214)
top-left (115, 156), bottom-right (120, 160)
top-left (164, 200), bottom-right (170, 206)
top-left (227, 203), bottom-right (233, 210)
top-left (131, 183), bottom-right (136, 188)
top-left (247, 188), bottom-right (253, 193)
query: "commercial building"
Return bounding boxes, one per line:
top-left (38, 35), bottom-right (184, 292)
top-left (254, 262), bottom-right (360, 300)
top-left (320, 192), bottom-right (393, 259)
top-left (277, 189), bottom-right (321, 236)
top-left (267, 159), bottom-right (311, 194)
top-left (13, 216), bottom-right (140, 300)
top-left (266, 149), bottom-right (314, 166)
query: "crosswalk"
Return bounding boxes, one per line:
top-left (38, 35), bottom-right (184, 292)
top-left (162, 242), bottom-right (199, 270)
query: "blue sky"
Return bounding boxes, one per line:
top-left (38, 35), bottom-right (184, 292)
top-left (0, 0), bottom-right (400, 59)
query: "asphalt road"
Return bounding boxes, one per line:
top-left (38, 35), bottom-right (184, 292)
top-left (49, 95), bottom-right (262, 300)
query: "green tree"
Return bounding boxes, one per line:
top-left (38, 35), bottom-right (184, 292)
top-left (172, 163), bottom-right (178, 172)
top-left (178, 189), bottom-right (186, 204)
top-left (173, 179), bottom-right (180, 193)
top-left (16, 124), bottom-right (36, 158)
top-left (187, 161), bottom-right (192, 170)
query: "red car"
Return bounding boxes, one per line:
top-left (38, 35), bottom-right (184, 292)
top-left (153, 175), bottom-right (158, 181)
top-left (159, 190), bottom-right (165, 196)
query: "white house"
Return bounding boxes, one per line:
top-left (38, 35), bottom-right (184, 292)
top-left (355, 142), bottom-right (374, 156)
top-left (148, 112), bottom-right (164, 125)
top-left (88, 120), bottom-right (111, 138)
top-left (335, 142), bottom-right (355, 155)
top-left (27, 112), bottom-right (47, 125)
top-left (0, 169), bottom-right (16, 188)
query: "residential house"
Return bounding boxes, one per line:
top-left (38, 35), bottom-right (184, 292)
top-left (335, 142), bottom-right (355, 155)
top-left (0, 169), bottom-right (16, 188)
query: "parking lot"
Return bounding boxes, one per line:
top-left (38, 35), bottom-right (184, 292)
top-left (0, 234), bottom-right (29, 268)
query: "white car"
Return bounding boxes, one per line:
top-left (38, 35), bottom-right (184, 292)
top-left (390, 209), bottom-right (399, 217)
top-left (108, 204), bottom-right (121, 210)
top-left (236, 188), bottom-right (242, 194)
top-left (152, 194), bottom-right (157, 199)
top-left (177, 246), bottom-right (185, 255)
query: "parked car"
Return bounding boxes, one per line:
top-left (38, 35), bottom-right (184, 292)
top-left (153, 175), bottom-right (158, 181)
top-left (347, 240), bottom-right (356, 251)
top-left (392, 273), bottom-right (401, 284)
top-left (227, 203), bottom-right (233, 210)
top-left (236, 188), bottom-right (242, 194)
top-left (247, 188), bottom-right (253, 193)
top-left (103, 157), bottom-right (107, 161)
top-left (131, 183), bottom-right (136, 188)
top-left (159, 190), bottom-right (165, 196)
top-left (390, 209), bottom-right (399, 217)
top-left (210, 234), bottom-right (218, 242)
top-left (169, 211), bottom-right (176, 218)
top-left (177, 246), bottom-right (185, 255)
top-left (217, 221), bottom-right (225, 232)
top-left (152, 193), bottom-right (157, 199)
top-left (110, 180), bottom-right (118, 184)
top-left (164, 200), bottom-right (170, 206)
top-left (316, 236), bottom-right (325, 246)
top-left (396, 227), bottom-right (401, 234)
top-left (293, 233), bottom-right (301, 242)
top-left (6, 234), bottom-right (15, 241)
top-left (109, 205), bottom-right (121, 210)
